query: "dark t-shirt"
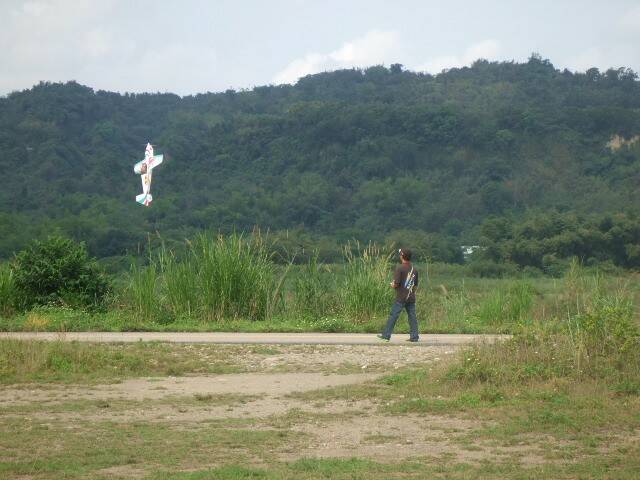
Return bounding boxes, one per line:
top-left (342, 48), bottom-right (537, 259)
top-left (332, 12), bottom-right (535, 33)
top-left (393, 262), bottom-right (419, 303)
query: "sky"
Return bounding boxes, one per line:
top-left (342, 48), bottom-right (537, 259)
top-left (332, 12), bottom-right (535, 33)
top-left (2, 0), bottom-right (640, 96)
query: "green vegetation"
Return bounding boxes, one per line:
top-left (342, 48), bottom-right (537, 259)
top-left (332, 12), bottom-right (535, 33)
top-left (10, 235), bottom-right (110, 310)
top-left (293, 252), bottom-right (335, 318)
top-left (3, 55), bottom-right (640, 480)
top-left (2, 232), bottom-right (639, 334)
top-left (474, 212), bottom-right (640, 275)
top-left (185, 232), bottom-right (283, 321)
top-left (1, 57), bottom-right (640, 329)
top-left (1, 233), bottom-right (394, 330)
top-left (0, 57), bottom-right (639, 272)
top-left (1, 267), bottom-right (638, 479)
top-left (0, 264), bottom-right (15, 317)
top-left (0, 266), bottom-right (638, 479)
top-left (0, 340), bottom-right (244, 384)
top-left (124, 232), bottom-right (287, 323)
top-left (341, 242), bottom-right (394, 321)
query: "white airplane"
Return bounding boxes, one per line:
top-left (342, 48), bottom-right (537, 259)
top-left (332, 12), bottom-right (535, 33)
top-left (133, 143), bottom-right (163, 206)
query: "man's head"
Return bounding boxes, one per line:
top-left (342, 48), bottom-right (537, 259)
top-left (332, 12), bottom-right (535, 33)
top-left (399, 248), bottom-right (412, 262)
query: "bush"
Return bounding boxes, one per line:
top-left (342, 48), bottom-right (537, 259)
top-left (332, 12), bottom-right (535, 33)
top-left (468, 260), bottom-right (518, 278)
top-left (568, 287), bottom-right (640, 370)
top-left (446, 265), bottom-right (640, 389)
top-left (11, 236), bottom-right (110, 310)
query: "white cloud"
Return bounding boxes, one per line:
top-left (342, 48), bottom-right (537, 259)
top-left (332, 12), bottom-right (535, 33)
top-left (619, 5), bottom-right (640, 32)
top-left (0, 0), bottom-right (119, 92)
top-left (565, 47), bottom-right (608, 73)
top-left (21, 1), bottom-right (48, 17)
top-left (556, 5), bottom-right (640, 75)
top-left (564, 44), bottom-right (640, 73)
top-left (99, 44), bottom-right (219, 94)
top-left (273, 30), bottom-right (401, 84)
top-left (414, 39), bottom-right (501, 74)
top-left (0, 0), bottom-right (221, 95)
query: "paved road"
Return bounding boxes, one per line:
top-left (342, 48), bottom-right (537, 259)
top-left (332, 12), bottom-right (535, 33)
top-left (0, 332), bottom-right (509, 346)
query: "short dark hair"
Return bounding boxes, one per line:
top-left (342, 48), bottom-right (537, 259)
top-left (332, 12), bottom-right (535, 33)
top-left (400, 248), bottom-right (412, 261)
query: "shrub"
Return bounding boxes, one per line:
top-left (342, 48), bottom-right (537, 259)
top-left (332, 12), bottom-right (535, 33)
top-left (468, 260), bottom-right (518, 278)
top-left (11, 236), bottom-right (110, 310)
top-left (568, 288), bottom-right (640, 371)
top-left (447, 265), bottom-right (640, 389)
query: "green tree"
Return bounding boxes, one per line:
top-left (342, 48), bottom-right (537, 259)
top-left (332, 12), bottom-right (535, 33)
top-left (12, 236), bottom-right (110, 309)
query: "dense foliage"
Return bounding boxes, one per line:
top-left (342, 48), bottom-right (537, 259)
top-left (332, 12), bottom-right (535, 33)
top-left (1, 55), bottom-right (639, 268)
top-left (11, 236), bottom-right (110, 309)
top-left (474, 211), bottom-right (640, 275)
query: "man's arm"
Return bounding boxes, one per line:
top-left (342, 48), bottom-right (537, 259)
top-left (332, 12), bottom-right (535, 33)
top-left (390, 266), bottom-right (401, 288)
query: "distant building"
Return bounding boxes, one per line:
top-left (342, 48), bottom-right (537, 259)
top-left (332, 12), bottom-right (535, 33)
top-left (461, 245), bottom-right (480, 259)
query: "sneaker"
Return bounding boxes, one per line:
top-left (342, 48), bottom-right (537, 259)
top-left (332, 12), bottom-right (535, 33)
top-left (405, 338), bottom-right (419, 342)
top-left (376, 334), bottom-right (390, 342)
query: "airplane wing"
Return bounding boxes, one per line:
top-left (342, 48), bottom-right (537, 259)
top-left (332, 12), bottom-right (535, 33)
top-left (150, 154), bottom-right (163, 168)
top-left (133, 159), bottom-right (145, 174)
top-left (134, 154), bottom-right (163, 172)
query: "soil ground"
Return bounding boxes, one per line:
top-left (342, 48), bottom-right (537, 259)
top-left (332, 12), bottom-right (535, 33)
top-left (2, 340), bottom-right (637, 479)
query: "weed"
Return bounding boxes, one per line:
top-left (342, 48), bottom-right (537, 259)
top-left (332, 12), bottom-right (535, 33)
top-left (294, 251), bottom-right (336, 318)
top-left (160, 249), bottom-right (199, 318)
top-left (0, 263), bottom-right (16, 317)
top-left (127, 260), bottom-right (160, 321)
top-left (341, 242), bottom-right (393, 322)
top-left (473, 279), bottom-right (535, 329)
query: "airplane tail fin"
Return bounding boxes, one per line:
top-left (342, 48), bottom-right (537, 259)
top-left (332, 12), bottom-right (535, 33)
top-left (136, 193), bottom-right (152, 206)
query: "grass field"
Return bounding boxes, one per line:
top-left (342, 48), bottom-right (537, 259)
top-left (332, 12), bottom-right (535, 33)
top-left (1, 246), bottom-right (639, 478)
top-left (1, 334), bottom-right (638, 479)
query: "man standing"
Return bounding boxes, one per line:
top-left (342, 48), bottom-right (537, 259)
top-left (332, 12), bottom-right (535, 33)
top-left (378, 248), bottom-right (419, 342)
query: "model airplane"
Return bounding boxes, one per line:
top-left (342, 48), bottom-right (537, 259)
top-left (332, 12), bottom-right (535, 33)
top-left (133, 143), bottom-right (163, 206)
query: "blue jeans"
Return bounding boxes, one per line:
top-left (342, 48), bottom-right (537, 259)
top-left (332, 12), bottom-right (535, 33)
top-left (381, 301), bottom-right (418, 340)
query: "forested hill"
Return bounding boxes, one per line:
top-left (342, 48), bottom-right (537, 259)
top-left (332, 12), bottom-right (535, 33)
top-left (1, 55), bottom-right (640, 267)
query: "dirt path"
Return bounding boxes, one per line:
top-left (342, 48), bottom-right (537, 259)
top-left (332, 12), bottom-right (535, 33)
top-left (3, 341), bottom-right (565, 470)
top-left (0, 331), bottom-right (510, 345)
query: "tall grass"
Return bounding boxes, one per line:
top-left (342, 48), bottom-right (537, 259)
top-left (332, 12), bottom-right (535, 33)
top-left (294, 252), bottom-right (336, 318)
top-left (0, 264), bottom-right (16, 317)
top-left (124, 232), bottom-right (287, 322)
top-left (127, 261), bottom-right (160, 321)
top-left (159, 249), bottom-right (199, 318)
top-left (341, 242), bottom-right (394, 321)
top-left (193, 232), bottom-right (282, 320)
top-left (447, 261), bottom-right (640, 389)
top-left (436, 284), bottom-right (473, 327)
top-left (473, 280), bottom-right (535, 329)
top-left (561, 260), bottom-right (640, 376)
